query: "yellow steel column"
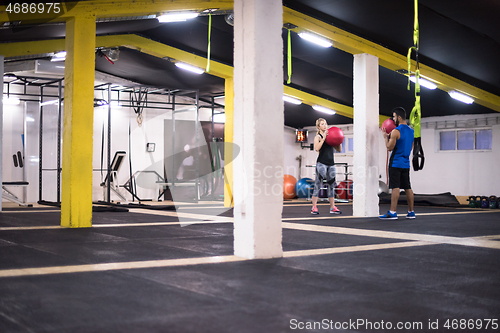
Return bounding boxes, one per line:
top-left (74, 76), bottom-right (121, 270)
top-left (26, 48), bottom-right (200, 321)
top-left (224, 78), bottom-right (234, 207)
top-left (61, 15), bottom-right (96, 228)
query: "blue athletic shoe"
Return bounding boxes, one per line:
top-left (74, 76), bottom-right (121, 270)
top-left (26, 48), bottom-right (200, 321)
top-left (406, 211), bottom-right (416, 219)
top-left (379, 211), bottom-right (397, 220)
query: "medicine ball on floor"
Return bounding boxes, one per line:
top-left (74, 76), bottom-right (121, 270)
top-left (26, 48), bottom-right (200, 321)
top-left (283, 174), bottom-right (297, 199)
top-left (336, 180), bottom-right (353, 200)
top-left (295, 178), bottom-right (314, 198)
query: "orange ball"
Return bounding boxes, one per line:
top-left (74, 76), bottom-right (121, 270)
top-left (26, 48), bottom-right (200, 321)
top-left (283, 174), bottom-right (297, 199)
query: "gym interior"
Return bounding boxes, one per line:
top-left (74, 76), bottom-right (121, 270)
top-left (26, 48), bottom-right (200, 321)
top-left (1, 1), bottom-right (500, 332)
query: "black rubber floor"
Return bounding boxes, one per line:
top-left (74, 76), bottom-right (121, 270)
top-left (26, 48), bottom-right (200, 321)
top-left (1, 203), bottom-right (499, 332)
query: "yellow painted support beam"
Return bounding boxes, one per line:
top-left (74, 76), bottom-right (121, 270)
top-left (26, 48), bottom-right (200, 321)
top-left (95, 34), bottom-right (234, 79)
top-left (0, 39), bottom-right (65, 58)
top-left (0, 34), bottom-right (387, 124)
top-left (61, 15), bottom-right (96, 228)
top-left (283, 7), bottom-right (500, 113)
top-left (224, 78), bottom-right (234, 207)
top-left (1, 2), bottom-right (499, 113)
top-left (0, 0), bottom-right (233, 23)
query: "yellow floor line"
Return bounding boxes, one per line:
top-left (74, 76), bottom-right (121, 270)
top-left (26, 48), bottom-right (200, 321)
top-left (0, 220), bottom-right (232, 231)
top-left (0, 241), bottom-right (434, 278)
top-left (472, 235), bottom-right (500, 240)
top-left (0, 255), bottom-right (246, 278)
top-left (128, 208), bottom-right (234, 223)
top-left (283, 240), bottom-right (433, 257)
top-left (0, 225), bottom-right (63, 231)
top-left (283, 209), bottom-right (499, 221)
top-left (1, 210), bottom-right (60, 213)
top-left (282, 222), bottom-right (500, 250)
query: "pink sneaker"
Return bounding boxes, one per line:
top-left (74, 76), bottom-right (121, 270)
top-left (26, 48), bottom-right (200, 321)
top-left (330, 206), bottom-right (341, 214)
top-left (311, 206), bottom-right (319, 215)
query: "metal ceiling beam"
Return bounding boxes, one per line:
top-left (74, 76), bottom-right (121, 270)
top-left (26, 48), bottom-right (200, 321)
top-left (283, 7), bottom-right (500, 113)
top-left (1, 35), bottom-right (369, 122)
top-left (1, 2), bottom-right (498, 113)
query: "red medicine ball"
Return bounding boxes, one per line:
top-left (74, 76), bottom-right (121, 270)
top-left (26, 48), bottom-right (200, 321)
top-left (325, 126), bottom-right (344, 146)
top-left (381, 118), bottom-right (396, 134)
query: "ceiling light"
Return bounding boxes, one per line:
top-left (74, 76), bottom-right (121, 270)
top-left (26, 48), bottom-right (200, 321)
top-left (157, 12), bottom-right (199, 23)
top-left (175, 62), bottom-right (205, 74)
top-left (110, 101), bottom-right (122, 108)
top-left (313, 105), bottom-right (336, 115)
top-left (3, 96), bottom-right (20, 105)
top-left (409, 76), bottom-right (437, 90)
top-left (51, 51), bottom-right (66, 62)
top-left (282, 95), bottom-right (302, 105)
top-left (298, 32), bottom-right (332, 48)
top-left (40, 99), bottom-right (59, 106)
top-left (448, 91), bottom-right (474, 104)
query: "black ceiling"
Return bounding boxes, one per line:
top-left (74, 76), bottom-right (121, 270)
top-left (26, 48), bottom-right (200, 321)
top-left (2, 0), bottom-right (500, 128)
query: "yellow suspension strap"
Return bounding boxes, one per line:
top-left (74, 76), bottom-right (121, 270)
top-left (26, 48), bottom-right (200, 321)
top-left (287, 28), bottom-right (292, 84)
top-left (206, 12), bottom-right (212, 73)
top-left (283, 23), bottom-right (296, 84)
top-left (407, 0), bottom-right (425, 171)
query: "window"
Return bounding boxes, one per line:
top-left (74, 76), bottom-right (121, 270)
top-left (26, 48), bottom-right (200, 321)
top-left (440, 131), bottom-right (455, 150)
top-left (334, 142), bottom-right (346, 153)
top-left (476, 129), bottom-right (492, 149)
top-left (439, 128), bottom-right (492, 151)
top-left (334, 136), bottom-right (352, 154)
top-left (457, 130), bottom-right (474, 150)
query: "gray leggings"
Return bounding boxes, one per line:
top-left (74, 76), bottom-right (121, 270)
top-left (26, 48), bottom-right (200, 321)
top-left (312, 162), bottom-right (336, 198)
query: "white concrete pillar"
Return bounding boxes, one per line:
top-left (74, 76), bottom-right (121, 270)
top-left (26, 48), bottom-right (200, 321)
top-left (353, 53), bottom-right (380, 217)
top-left (233, 0), bottom-right (283, 259)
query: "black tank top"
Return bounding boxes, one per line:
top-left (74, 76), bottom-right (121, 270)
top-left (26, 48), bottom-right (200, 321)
top-left (317, 136), bottom-right (335, 166)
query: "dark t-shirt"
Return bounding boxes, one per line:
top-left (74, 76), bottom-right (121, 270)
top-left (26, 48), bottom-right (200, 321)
top-left (317, 135), bottom-right (334, 166)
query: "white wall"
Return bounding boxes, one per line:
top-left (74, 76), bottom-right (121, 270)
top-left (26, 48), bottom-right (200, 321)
top-left (410, 114), bottom-right (500, 196)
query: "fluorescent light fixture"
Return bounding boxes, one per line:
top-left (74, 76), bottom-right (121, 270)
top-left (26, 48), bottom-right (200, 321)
top-left (175, 62), bottom-right (205, 74)
top-left (282, 95), bottom-right (302, 105)
top-left (409, 76), bottom-right (437, 90)
top-left (214, 95), bottom-right (225, 99)
top-left (448, 91), bottom-right (474, 104)
top-left (51, 51), bottom-right (66, 62)
top-left (312, 105), bottom-right (336, 115)
top-left (26, 116), bottom-right (35, 122)
top-left (213, 113), bottom-right (226, 123)
top-left (3, 96), bottom-right (20, 105)
top-left (40, 99), bottom-right (59, 106)
top-left (110, 101), bottom-right (122, 108)
top-left (298, 32), bottom-right (332, 48)
top-left (157, 12), bottom-right (199, 23)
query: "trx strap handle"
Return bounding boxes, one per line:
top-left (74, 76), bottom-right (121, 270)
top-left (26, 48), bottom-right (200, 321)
top-left (412, 137), bottom-right (425, 171)
top-left (407, 0), bottom-right (424, 171)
